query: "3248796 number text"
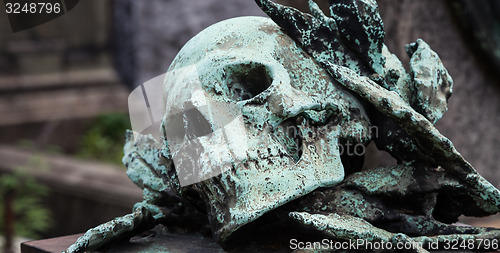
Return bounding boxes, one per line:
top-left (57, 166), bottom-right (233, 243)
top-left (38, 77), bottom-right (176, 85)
top-left (5, 2), bottom-right (61, 14)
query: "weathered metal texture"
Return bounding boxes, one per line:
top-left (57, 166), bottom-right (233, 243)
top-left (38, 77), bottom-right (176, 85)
top-left (291, 164), bottom-right (500, 252)
top-left (255, 0), bottom-right (385, 76)
top-left (256, 0), bottom-right (500, 250)
top-left (161, 16), bottom-right (371, 242)
top-left (64, 0), bottom-right (500, 252)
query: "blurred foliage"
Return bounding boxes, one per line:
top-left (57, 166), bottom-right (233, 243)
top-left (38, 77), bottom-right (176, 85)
top-left (0, 156), bottom-right (53, 239)
top-left (77, 113), bottom-right (131, 165)
top-left (17, 139), bottom-right (64, 155)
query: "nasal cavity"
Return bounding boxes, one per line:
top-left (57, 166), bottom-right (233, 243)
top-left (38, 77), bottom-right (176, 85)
top-left (183, 103), bottom-right (213, 139)
top-left (223, 62), bottom-right (273, 101)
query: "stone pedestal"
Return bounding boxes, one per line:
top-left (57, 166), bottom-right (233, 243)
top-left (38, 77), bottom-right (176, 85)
top-left (21, 233), bottom-right (224, 253)
top-left (21, 234), bottom-right (82, 253)
top-left (20, 232), bottom-right (293, 253)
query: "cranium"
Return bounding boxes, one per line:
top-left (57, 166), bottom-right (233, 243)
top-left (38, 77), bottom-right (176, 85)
top-left (161, 16), bottom-right (371, 241)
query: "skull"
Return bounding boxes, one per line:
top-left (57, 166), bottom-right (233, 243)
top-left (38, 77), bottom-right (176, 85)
top-left (161, 16), bottom-right (371, 242)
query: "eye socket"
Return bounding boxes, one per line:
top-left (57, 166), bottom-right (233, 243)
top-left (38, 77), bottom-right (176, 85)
top-left (223, 62), bottom-right (273, 101)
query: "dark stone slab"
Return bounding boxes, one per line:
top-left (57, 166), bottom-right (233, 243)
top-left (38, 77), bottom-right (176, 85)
top-left (21, 233), bottom-right (224, 253)
top-left (106, 233), bottom-right (225, 253)
top-left (21, 234), bottom-right (83, 253)
top-left (20, 232), bottom-right (293, 253)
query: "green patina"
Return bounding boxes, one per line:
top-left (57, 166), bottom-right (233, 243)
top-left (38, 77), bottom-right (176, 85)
top-left (65, 1), bottom-right (500, 252)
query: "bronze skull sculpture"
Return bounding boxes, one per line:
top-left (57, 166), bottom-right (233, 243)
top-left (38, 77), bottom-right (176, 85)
top-left (66, 0), bottom-right (500, 252)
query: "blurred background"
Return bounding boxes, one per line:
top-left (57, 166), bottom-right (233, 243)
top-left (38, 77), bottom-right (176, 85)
top-left (0, 0), bottom-right (499, 252)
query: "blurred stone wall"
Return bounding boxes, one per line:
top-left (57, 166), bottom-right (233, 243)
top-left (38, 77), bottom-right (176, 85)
top-left (0, 1), bottom-right (128, 148)
top-left (113, 0), bottom-right (499, 187)
top-left (113, 0), bottom-right (266, 89)
top-left (0, 1), bottom-right (111, 75)
top-left (112, 0), bottom-right (329, 89)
